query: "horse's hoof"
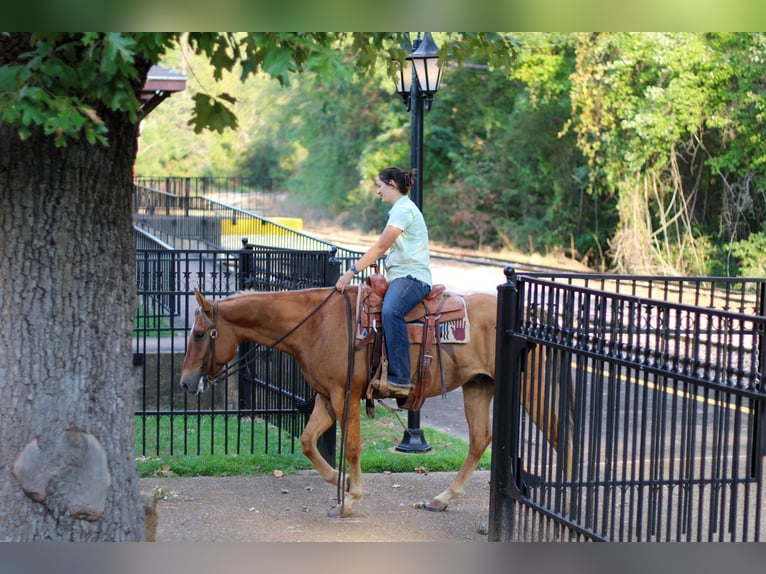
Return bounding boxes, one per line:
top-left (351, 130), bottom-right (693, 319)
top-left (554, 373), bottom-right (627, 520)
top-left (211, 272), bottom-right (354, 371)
top-left (425, 498), bottom-right (449, 512)
top-left (327, 503), bottom-right (353, 518)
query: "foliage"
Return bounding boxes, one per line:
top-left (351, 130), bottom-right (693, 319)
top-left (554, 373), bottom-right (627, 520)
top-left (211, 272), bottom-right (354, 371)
top-left (728, 227), bottom-right (766, 278)
top-left (568, 32), bottom-right (766, 274)
top-left (282, 70), bottom-right (394, 215)
top-left (0, 33), bottom-right (171, 146)
top-left (10, 32), bottom-right (766, 275)
top-left (136, 42), bottom-right (296, 179)
top-left (136, 32), bottom-right (766, 273)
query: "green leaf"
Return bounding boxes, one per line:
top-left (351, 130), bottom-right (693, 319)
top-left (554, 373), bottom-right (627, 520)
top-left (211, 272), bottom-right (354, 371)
top-left (188, 92), bottom-right (238, 134)
top-left (217, 92), bottom-right (237, 105)
top-left (261, 47), bottom-right (293, 86)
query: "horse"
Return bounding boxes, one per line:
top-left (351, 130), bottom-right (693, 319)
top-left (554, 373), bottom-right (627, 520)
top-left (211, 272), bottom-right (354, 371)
top-left (180, 286), bottom-right (570, 518)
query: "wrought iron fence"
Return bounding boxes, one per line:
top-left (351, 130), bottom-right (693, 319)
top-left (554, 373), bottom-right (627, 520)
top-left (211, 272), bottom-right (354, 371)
top-left (490, 268), bottom-right (766, 541)
top-left (133, 243), bottom-right (344, 460)
top-left (132, 176), bottom-right (372, 464)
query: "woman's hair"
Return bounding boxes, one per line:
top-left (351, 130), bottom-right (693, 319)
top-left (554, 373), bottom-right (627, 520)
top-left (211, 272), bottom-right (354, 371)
top-left (378, 167), bottom-right (417, 195)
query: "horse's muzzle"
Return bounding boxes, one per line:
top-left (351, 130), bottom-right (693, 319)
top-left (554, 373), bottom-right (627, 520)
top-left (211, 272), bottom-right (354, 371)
top-left (181, 375), bottom-right (206, 395)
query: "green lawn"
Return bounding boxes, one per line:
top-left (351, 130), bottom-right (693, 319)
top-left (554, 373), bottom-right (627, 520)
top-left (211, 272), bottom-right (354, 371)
top-left (134, 304), bottom-right (181, 337)
top-left (134, 406), bottom-right (491, 478)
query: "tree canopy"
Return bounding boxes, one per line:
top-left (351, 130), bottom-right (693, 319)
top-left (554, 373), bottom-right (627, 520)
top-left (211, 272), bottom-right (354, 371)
top-left (132, 32), bottom-right (766, 275)
top-left (7, 31), bottom-right (766, 274)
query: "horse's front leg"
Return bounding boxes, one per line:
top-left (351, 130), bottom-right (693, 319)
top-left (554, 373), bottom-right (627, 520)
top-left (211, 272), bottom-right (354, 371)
top-left (300, 394), bottom-right (339, 485)
top-left (326, 392), bottom-right (363, 518)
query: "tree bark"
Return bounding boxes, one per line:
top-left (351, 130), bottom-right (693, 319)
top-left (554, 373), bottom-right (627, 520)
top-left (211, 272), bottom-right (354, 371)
top-left (0, 107), bottom-right (145, 539)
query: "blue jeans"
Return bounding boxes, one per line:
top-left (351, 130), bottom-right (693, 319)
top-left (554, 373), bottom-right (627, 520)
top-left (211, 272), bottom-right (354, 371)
top-left (382, 276), bottom-right (431, 387)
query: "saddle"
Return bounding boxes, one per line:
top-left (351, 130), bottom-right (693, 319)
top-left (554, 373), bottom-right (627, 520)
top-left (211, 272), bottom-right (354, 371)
top-left (357, 271), bottom-right (466, 414)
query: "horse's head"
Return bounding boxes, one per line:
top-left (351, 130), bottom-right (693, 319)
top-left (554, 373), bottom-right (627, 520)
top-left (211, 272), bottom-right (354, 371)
top-left (180, 289), bottom-right (239, 395)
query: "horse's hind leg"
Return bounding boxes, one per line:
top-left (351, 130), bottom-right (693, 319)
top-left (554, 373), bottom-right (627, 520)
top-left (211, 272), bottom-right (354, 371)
top-left (427, 377), bottom-right (493, 511)
top-left (300, 395), bottom-right (339, 485)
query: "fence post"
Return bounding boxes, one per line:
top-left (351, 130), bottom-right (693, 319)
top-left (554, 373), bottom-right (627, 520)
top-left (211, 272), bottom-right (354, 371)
top-left (489, 265), bottom-right (525, 541)
top-left (326, 247), bottom-right (341, 285)
top-left (754, 282), bottom-right (766, 474)
top-left (237, 239), bottom-right (256, 412)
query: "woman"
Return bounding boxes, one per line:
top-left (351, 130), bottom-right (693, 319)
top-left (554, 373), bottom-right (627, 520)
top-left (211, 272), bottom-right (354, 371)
top-left (335, 166), bottom-right (432, 398)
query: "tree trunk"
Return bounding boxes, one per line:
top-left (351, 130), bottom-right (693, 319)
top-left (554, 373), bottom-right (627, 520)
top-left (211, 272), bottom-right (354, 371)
top-left (0, 108), bottom-right (145, 539)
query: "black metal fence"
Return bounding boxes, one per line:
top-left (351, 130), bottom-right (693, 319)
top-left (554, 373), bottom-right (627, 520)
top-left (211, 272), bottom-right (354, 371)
top-left (133, 239), bottom-right (344, 460)
top-left (134, 175), bottom-right (274, 213)
top-left (131, 176), bottom-right (372, 464)
top-left (490, 268), bottom-right (766, 541)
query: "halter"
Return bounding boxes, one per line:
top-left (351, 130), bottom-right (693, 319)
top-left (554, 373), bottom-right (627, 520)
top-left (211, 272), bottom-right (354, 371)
top-left (198, 301), bottom-right (220, 384)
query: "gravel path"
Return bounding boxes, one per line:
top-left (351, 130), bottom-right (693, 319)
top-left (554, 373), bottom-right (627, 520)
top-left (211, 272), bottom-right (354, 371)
top-left (141, 470), bottom-right (492, 542)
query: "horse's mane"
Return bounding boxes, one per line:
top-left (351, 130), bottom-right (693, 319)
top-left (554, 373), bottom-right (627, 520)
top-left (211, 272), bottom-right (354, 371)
top-left (224, 289), bottom-right (259, 301)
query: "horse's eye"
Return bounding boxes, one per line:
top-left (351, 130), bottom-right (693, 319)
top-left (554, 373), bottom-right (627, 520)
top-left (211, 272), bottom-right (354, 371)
top-left (194, 330), bottom-right (205, 340)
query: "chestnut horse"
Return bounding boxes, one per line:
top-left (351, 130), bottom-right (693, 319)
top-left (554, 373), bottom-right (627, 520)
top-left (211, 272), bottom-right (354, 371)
top-left (180, 286), bottom-right (569, 517)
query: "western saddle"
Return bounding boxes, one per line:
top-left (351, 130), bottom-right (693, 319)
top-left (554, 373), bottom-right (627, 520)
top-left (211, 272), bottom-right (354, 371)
top-left (356, 270), bottom-right (466, 413)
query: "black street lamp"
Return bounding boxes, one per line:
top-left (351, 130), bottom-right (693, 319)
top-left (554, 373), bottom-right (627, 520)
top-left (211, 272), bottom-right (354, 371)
top-left (392, 32), bottom-right (443, 453)
top-left (393, 32), bottom-right (443, 211)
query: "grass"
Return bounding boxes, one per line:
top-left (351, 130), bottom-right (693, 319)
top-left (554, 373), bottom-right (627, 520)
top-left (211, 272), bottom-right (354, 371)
top-left (134, 305), bottom-right (180, 337)
top-left (134, 405), bottom-right (491, 478)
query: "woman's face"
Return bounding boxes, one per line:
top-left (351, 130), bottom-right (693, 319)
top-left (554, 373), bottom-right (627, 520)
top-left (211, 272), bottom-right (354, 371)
top-left (375, 177), bottom-right (401, 205)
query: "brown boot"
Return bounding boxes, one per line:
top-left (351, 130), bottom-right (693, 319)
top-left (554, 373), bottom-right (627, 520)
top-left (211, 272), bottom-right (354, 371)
top-left (370, 377), bottom-right (411, 399)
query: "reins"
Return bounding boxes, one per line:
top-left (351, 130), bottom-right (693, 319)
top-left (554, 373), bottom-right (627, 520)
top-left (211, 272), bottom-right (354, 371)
top-left (200, 288), bottom-right (338, 386)
top-left (336, 291), bottom-right (355, 516)
top-left (197, 287), bottom-right (357, 514)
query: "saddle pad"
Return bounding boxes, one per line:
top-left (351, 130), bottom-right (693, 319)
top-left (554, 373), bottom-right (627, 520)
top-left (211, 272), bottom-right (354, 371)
top-left (407, 303), bottom-right (470, 344)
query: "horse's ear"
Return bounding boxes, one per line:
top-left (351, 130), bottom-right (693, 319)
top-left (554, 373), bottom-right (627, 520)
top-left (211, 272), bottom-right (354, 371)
top-left (194, 288), bottom-right (213, 315)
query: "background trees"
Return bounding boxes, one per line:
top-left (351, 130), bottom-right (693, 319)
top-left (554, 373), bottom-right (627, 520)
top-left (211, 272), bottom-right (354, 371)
top-left (137, 32), bottom-right (766, 276)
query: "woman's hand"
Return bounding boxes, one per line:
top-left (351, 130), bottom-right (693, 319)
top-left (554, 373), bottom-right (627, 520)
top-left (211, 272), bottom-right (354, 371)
top-left (335, 269), bottom-right (355, 293)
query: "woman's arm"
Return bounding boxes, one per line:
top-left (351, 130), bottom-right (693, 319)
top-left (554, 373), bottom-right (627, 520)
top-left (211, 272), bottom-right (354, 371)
top-left (335, 226), bottom-right (401, 292)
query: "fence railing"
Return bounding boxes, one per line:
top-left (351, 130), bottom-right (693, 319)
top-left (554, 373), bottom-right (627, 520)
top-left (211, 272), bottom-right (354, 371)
top-left (133, 243), bottom-right (342, 460)
top-left (132, 181), bottom-right (364, 273)
top-left (133, 175), bottom-right (274, 212)
top-left (518, 270), bottom-right (765, 315)
top-left (490, 268), bottom-right (766, 541)
top-left (132, 178), bottom-right (371, 464)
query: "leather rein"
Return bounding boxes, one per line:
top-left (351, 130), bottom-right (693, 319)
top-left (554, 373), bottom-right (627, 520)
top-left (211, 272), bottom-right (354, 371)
top-left (197, 287), bottom-right (356, 514)
top-left (198, 288), bottom-right (343, 387)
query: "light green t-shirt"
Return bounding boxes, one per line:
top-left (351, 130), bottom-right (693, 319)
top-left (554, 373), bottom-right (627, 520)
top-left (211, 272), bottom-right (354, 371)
top-left (384, 195), bottom-right (432, 286)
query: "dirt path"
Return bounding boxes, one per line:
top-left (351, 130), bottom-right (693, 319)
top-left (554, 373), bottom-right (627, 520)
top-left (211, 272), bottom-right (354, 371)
top-left (140, 372), bottom-right (488, 542)
top-left (141, 470), bottom-right (492, 542)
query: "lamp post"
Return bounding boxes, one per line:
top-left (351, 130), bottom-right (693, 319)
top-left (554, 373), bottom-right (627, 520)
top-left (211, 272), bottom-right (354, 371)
top-left (392, 32), bottom-right (443, 453)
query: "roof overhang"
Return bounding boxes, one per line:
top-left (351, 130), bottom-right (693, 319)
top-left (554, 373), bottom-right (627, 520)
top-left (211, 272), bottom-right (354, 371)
top-left (139, 64), bottom-right (187, 121)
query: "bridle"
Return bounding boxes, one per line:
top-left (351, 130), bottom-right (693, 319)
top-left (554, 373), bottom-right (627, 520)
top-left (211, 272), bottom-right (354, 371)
top-left (198, 301), bottom-right (220, 385)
